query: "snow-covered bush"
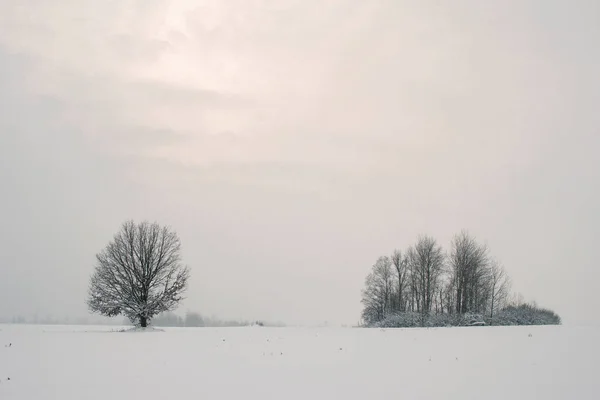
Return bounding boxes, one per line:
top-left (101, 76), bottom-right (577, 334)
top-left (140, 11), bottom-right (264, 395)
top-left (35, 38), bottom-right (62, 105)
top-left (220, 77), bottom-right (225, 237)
top-left (461, 313), bottom-right (486, 326)
top-left (367, 304), bottom-right (560, 328)
top-left (372, 312), bottom-right (466, 328)
top-left (372, 312), bottom-right (423, 328)
top-left (486, 304), bottom-right (561, 326)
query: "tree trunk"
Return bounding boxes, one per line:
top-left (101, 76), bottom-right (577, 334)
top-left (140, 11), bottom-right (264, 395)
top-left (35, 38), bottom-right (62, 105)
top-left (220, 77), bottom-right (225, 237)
top-left (398, 287), bottom-right (403, 312)
top-left (140, 316), bottom-right (148, 328)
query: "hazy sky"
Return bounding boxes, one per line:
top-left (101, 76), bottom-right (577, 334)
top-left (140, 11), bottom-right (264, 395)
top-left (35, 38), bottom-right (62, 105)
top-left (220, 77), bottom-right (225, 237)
top-left (1, 0), bottom-right (599, 326)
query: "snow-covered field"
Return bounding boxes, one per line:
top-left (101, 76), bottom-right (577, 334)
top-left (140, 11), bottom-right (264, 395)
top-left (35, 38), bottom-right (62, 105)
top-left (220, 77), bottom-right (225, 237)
top-left (1, 324), bottom-right (598, 399)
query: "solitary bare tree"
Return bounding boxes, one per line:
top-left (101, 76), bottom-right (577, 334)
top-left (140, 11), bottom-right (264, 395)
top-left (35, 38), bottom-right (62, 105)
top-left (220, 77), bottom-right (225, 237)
top-left (87, 220), bottom-right (190, 328)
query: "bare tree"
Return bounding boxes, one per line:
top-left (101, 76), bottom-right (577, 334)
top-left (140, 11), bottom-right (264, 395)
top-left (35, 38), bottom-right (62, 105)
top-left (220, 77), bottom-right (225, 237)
top-left (508, 292), bottom-right (525, 307)
top-left (443, 276), bottom-right (457, 315)
top-left (361, 256), bottom-right (394, 324)
top-left (488, 260), bottom-right (511, 322)
top-left (406, 248), bottom-right (421, 313)
top-left (87, 220), bottom-right (190, 328)
top-left (391, 250), bottom-right (408, 312)
top-left (449, 231), bottom-right (490, 314)
top-left (407, 236), bottom-right (445, 317)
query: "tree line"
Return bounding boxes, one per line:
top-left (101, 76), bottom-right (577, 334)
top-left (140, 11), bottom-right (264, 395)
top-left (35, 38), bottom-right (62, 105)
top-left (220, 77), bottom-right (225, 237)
top-left (361, 231), bottom-right (560, 327)
top-left (149, 311), bottom-right (282, 328)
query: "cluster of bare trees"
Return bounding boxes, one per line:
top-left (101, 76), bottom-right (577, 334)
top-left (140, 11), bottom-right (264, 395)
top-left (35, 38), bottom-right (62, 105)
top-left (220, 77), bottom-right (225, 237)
top-left (361, 231), bottom-right (512, 325)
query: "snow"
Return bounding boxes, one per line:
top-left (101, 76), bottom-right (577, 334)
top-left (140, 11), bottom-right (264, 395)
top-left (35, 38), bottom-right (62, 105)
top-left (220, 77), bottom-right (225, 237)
top-left (1, 324), bottom-right (598, 399)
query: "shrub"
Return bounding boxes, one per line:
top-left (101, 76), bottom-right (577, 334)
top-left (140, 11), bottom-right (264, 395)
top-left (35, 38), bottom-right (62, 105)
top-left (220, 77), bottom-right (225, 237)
top-left (487, 304), bottom-right (561, 326)
top-left (368, 303), bottom-right (560, 328)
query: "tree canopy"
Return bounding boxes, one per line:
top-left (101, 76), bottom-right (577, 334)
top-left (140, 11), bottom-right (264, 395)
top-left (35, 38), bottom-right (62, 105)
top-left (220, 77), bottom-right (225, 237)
top-left (87, 220), bottom-right (190, 327)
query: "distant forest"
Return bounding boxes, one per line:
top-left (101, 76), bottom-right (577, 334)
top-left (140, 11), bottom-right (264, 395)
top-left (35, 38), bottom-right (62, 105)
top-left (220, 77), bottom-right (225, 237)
top-left (150, 311), bottom-right (285, 328)
top-left (360, 231), bottom-right (561, 328)
top-left (0, 312), bottom-right (282, 328)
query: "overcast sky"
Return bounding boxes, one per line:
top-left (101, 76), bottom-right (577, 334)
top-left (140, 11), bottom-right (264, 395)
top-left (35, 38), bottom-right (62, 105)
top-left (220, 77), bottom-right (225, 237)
top-left (0, 0), bottom-right (599, 326)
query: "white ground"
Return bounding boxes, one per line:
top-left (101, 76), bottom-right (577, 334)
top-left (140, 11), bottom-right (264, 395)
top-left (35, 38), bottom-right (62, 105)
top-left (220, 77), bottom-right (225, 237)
top-left (1, 324), bottom-right (598, 399)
